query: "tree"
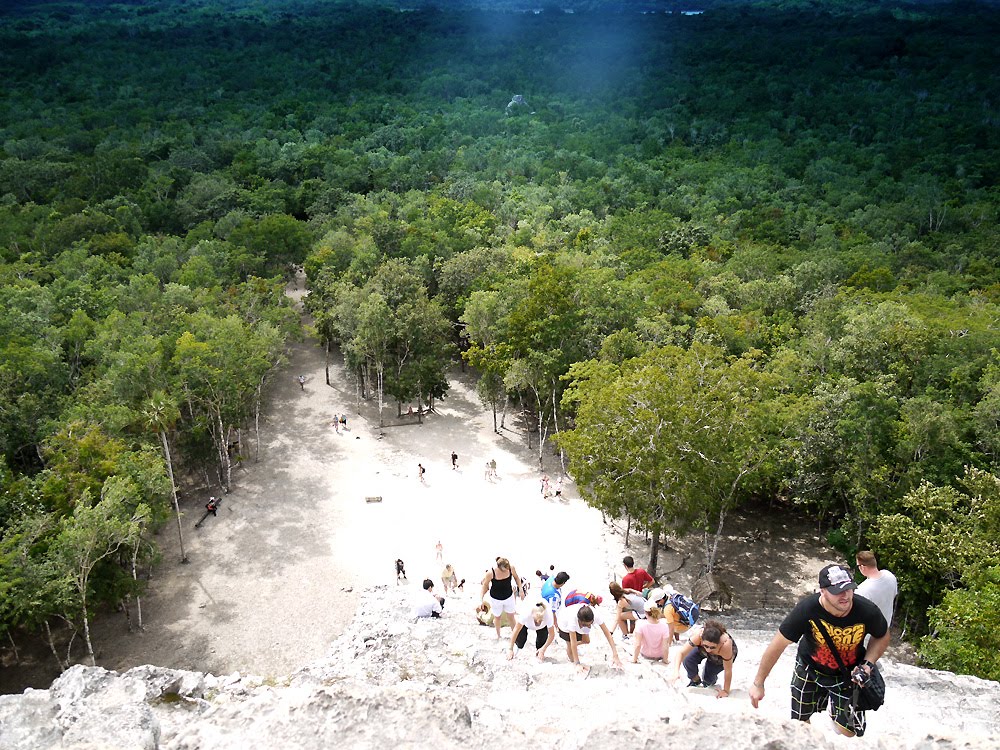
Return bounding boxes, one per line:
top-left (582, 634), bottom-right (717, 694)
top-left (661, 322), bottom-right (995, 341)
top-left (461, 290), bottom-right (514, 432)
top-left (48, 483), bottom-right (150, 666)
top-left (171, 315), bottom-right (284, 491)
top-left (351, 292), bottom-right (393, 425)
top-left (321, 260), bottom-right (452, 422)
top-left (0, 512), bottom-right (59, 664)
top-left (868, 468), bottom-right (1000, 636)
top-left (558, 343), bottom-right (781, 576)
top-left (783, 376), bottom-right (900, 535)
top-left (920, 565), bottom-right (1000, 681)
top-left (142, 392), bottom-right (187, 563)
top-left (229, 213), bottom-right (313, 279)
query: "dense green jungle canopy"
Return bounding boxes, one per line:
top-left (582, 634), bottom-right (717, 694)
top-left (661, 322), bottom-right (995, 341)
top-left (1, 0), bottom-right (999, 681)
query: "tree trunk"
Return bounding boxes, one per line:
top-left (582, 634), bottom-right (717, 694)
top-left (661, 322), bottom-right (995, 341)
top-left (254, 381), bottom-right (262, 464)
top-left (5, 631), bottom-right (18, 664)
top-left (537, 412), bottom-right (544, 469)
top-left (43, 621), bottom-right (67, 670)
top-left (324, 338), bottom-right (331, 386)
top-left (64, 627), bottom-right (77, 669)
top-left (551, 387), bottom-right (567, 475)
top-left (355, 365), bottom-right (362, 411)
top-left (215, 410), bottom-right (232, 492)
top-left (376, 365), bottom-right (385, 427)
top-left (159, 431), bottom-right (188, 563)
top-left (705, 507), bottom-right (729, 575)
top-left (625, 514), bottom-right (631, 547)
top-left (81, 592), bottom-right (96, 667)
top-left (649, 530), bottom-right (661, 580)
top-left (131, 536), bottom-right (144, 631)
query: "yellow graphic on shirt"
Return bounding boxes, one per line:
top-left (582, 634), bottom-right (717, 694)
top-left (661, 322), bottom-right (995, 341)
top-left (809, 620), bottom-right (865, 671)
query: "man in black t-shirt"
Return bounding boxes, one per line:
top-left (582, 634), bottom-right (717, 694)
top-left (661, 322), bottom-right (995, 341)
top-left (749, 564), bottom-right (889, 737)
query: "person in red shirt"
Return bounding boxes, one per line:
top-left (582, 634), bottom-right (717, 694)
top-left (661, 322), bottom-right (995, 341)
top-left (621, 556), bottom-right (654, 593)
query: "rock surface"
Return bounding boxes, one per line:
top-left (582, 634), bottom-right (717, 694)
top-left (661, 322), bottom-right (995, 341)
top-left (2, 588), bottom-right (1000, 750)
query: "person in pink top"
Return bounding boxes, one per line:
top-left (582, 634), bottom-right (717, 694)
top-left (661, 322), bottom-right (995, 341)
top-left (632, 599), bottom-right (672, 663)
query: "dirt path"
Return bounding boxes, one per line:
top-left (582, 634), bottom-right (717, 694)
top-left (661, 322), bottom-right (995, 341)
top-left (75, 293), bottom-right (612, 683)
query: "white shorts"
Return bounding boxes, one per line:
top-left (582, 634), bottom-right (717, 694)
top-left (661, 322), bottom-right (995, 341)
top-left (487, 594), bottom-right (517, 616)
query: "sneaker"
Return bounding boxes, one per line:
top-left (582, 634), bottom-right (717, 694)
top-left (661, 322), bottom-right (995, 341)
top-left (703, 681), bottom-right (718, 689)
top-left (621, 634), bottom-right (631, 642)
top-left (686, 678), bottom-right (702, 687)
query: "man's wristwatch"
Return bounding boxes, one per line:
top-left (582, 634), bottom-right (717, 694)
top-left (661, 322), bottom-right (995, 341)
top-left (862, 660), bottom-right (875, 670)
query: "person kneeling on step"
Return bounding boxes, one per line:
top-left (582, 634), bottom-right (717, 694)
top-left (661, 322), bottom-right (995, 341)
top-left (670, 619), bottom-right (738, 698)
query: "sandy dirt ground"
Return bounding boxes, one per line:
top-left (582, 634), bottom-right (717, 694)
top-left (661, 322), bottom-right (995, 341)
top-left (2, 282), bottom-right (849, 693)
top-left (79, 286), bottom-right (617, 683)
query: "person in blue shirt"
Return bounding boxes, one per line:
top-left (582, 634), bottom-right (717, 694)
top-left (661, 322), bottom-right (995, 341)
top-left (541, 571), bottom-right (570, 622)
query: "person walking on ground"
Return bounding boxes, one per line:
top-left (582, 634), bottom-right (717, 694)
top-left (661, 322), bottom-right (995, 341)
top-left (451, 451), bottom-right (458, 470)
top-left (481, 557), bottom-right (523, 640)
top-left (489, 458), bottom-right (497, 478)
top-left (855, 550), bottom-right (898, 630)
top-left (632, 600), bottom-right (672, 664)
top-left (435, 540), bottom-right (443, 562)
top-left (749, 564), bottom-right (890, 738)
top-left (395, 558), bottom-right (407, 583)
top-left (418, 463), bottom-right (426, 484)
top-left (297, 374), bottom-right (306, 391)
top-left (556, 601), bottom-right (623, 674)
top-left (441, 564), bottom-right (458, 595)
top-left (670, 619), bottom-right (738, 698)
top-left (508, 601), bottom-right (556, 662)
top-left (554, 476), bottom-right (563, 497)
top-left (621, 555), bottom-right (654, 594)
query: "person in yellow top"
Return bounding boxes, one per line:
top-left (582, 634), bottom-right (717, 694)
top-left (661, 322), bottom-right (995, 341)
top-left (647, 586), bottom-right (691, 644)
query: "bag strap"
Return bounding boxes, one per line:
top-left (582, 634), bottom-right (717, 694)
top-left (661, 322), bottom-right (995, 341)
top-left (809, 618), bottom-right (852, 682)
top-left (811, 618), bottom-right (872, 709)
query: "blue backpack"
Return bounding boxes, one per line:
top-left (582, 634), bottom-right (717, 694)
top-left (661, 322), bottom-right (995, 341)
top-left (670, 593), bottom-right (700, 626)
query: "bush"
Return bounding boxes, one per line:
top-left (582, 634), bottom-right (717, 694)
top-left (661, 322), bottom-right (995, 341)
top-left (919, 566), bottom-right (1000, 682)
